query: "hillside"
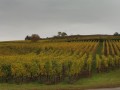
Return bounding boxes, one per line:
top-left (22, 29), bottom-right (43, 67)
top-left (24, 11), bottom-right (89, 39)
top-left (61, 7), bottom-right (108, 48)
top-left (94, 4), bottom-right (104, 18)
top-left (0, 36), bottom-right (120, 89)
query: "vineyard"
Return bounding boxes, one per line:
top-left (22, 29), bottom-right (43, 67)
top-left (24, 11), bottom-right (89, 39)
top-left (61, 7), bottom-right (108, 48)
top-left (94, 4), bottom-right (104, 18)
top-left (0, 40), bottom-right (120, 84)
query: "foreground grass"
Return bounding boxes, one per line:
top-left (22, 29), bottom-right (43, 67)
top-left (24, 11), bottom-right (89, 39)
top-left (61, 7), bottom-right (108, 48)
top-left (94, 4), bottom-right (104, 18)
top-left (0, 69), bottom-right (120, 90)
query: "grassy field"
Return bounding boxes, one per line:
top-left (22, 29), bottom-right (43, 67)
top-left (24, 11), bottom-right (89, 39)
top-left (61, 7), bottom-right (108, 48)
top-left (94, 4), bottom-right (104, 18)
top-left (0, 69), bottom-right (120, 90)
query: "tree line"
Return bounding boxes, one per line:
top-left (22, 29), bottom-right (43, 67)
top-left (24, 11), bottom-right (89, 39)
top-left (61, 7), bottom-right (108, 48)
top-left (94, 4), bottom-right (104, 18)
top-left (25, 32), bottom-right (67, 41)
top-left (25, 32), bottom-right (120, 42)
top-left (25, 34), bottom-right (41, 42)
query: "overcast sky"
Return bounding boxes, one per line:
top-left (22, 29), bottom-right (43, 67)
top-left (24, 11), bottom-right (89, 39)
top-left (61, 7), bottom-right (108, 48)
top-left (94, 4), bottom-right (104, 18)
top-left (0, 0), bottom-right (120, 41)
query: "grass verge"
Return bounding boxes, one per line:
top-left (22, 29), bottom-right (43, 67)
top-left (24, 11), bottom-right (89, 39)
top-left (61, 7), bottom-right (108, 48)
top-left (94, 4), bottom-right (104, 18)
top-left (0, 69), bottom-right (120, 90)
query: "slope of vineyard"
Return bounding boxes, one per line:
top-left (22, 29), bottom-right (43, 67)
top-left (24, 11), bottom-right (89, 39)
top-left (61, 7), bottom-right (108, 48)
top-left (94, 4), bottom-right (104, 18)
top-left (0, 40), bottom-right (120, 84)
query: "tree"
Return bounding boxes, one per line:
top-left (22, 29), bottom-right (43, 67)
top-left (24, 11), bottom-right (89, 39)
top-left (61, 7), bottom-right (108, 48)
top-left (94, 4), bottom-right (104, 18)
top-left (25, 35), bottom-right (31, 40)
top-left (31, 34), bottom-right (40, 42)
top-left (114, 32), bottom-right (119, 36)
top-left (61, 32), bottom-right (67, 37)
top-left (57, 32), bottom-right (67, 37)
top-left (58, 32), bottom-right (62, 37)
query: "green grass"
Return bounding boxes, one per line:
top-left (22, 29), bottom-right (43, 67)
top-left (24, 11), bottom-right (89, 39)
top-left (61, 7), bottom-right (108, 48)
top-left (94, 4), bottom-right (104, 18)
top-left (0, 69), bottom-right (120, 90)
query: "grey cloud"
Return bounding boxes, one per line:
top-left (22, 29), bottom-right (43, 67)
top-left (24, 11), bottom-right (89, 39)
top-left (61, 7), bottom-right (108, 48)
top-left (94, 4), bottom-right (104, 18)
top-left (0, 0), bottom-right (120, 40)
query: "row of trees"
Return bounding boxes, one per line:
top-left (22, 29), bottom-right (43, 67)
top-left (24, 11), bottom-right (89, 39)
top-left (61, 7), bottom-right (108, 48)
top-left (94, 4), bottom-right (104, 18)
top-left (25, 34), bottom-right (41, 42)
top-left (57, 32), bottom-right (67, 37)
top-left (25, 32), bottom-right (67, 41)
top-left (25, 32), bottom-right (120, 42)
top-left (114, 32), bottom-right (120, 36)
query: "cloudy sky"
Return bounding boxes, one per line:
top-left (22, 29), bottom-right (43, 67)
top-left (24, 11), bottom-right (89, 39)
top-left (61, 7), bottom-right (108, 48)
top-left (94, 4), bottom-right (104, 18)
top-left (0, 0), bottom-right (120, 41)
